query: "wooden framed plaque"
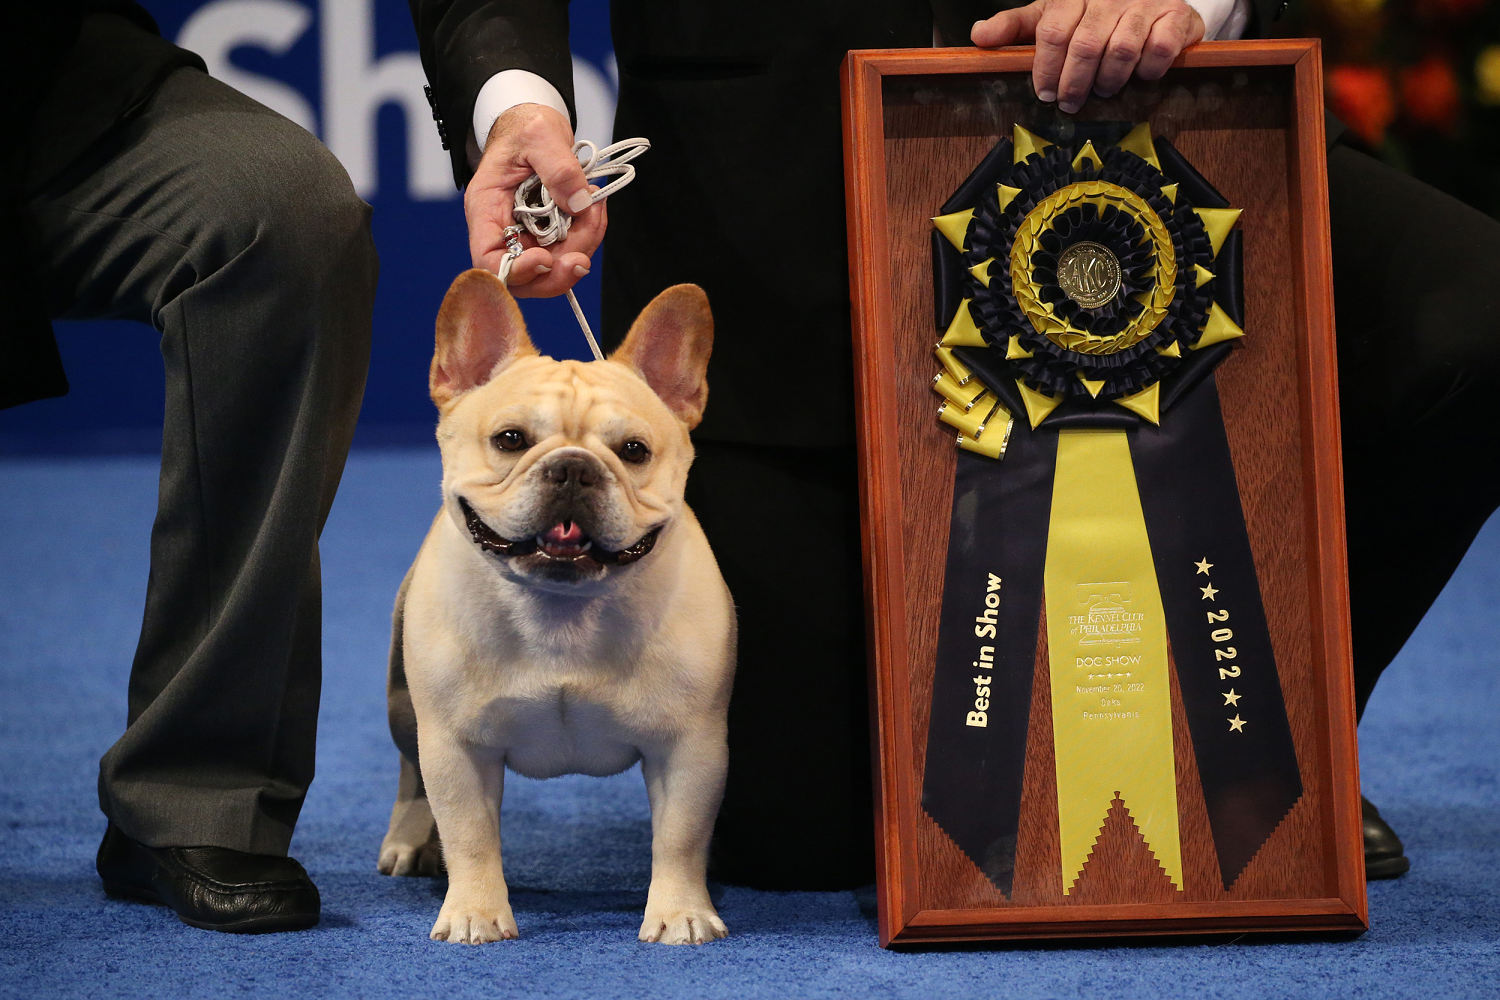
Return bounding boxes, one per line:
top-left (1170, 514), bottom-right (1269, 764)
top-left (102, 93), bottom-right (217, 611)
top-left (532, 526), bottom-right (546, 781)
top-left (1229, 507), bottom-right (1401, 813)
top-left (841, 41), bottom-right (1367, 946)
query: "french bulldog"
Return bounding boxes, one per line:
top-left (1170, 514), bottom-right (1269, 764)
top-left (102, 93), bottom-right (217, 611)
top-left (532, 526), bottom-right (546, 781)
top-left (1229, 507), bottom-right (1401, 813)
top-left (377, 269), bottom-right (734, 946)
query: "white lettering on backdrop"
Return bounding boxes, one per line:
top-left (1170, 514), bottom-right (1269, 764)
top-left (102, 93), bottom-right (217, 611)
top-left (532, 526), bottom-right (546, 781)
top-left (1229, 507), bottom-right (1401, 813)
top-left (179, 0), bottom-right (619, 201)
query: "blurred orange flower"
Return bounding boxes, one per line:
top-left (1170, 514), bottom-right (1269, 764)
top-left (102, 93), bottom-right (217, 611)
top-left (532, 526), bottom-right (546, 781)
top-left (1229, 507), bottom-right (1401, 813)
top-left (1399, 55), bottom-right (1462, 132)
top-left (1328, 64), bottom-right (1398, 146)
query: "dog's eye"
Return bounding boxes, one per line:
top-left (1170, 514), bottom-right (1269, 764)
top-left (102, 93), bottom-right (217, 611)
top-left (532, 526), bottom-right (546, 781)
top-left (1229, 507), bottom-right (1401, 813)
top-left (492, 429), bottom-right (529, 452)
top-left (619, 439), bottom-right (650, 464)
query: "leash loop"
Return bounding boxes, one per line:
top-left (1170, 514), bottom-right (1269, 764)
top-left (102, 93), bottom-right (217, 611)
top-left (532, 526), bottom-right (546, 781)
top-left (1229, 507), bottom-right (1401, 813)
top-left (497, 137), bottom-right (651, 360)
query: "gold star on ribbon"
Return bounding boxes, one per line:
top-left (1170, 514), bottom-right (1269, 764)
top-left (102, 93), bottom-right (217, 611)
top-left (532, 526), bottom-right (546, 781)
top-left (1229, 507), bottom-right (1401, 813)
top-left (1223, 689), bottom-right (1241, 706)
top-left (1195, 557), bottom-right (1213, 575)
top-left (1228, 715), bottom-right (1247, 733)
top-left (1200, 583), bottom-right (1219, 601)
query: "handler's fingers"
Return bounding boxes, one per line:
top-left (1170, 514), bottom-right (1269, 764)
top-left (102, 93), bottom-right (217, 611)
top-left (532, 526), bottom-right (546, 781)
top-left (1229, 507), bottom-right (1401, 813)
top-left (1031, 0), bottom-right (1086, 103)
top-left (971, 2), bottom-right (1045, 48)
top-left (473, 244), bottom-right (555, 285)
top-left (494, 104), bottom-right (591, 215)
top-left (506, 201), bottom-right (607, 298)
top-left (535, 147), bottom-right (594, 218)
top-left (488, 194), bottom-right (605, 298)
top-left (1055, 0), bottom-right (1129, 112)
top-left (553, 186), bottom-right (608, 261)
top-left (1091, 4), bottom-right (1156, 98)
top-left (507, 252), bottom-right (592, 298)
top-left (467, 187), bottom-right (518, 272)
top-left (552, 250), bottom-right (594, 284)
top-left (1135, 6), bottom-right (1203, 80)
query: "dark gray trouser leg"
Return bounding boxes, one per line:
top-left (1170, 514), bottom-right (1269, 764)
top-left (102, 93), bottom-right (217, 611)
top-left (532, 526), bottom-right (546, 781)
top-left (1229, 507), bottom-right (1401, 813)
top-left (26, 68), bottom-right (377, 855)
top-left (1329, 144), bottom-right (1500, 718)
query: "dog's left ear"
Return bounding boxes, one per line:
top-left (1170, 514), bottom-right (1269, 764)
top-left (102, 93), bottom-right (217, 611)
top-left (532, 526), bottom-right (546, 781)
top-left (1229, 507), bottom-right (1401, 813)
top-left (610, 284), bottom-right (713, 429)
top-left (431, 269), bottom-right (539, 409)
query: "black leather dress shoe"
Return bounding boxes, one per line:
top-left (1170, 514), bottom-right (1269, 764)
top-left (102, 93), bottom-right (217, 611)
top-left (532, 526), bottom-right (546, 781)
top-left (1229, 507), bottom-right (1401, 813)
top-left (97, 823), bottom-right (320, 933)
top-left (1363, 796), bottom-right (1410, 880)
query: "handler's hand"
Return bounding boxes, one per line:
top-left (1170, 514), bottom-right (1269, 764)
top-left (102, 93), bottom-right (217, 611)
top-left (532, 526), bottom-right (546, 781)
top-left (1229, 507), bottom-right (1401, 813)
top-left (972, 0), bottom-right (1204, 114)
top-left (465, 103), bottom-right (606, 297)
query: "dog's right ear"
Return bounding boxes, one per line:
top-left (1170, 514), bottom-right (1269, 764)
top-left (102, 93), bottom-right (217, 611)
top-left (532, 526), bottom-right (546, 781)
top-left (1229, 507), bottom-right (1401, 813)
top-left (431, 269), bottom-right (539, 409)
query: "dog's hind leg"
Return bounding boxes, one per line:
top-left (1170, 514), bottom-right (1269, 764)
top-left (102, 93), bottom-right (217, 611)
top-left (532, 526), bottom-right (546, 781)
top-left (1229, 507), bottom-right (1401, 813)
top-left (379, 755), bottom-right (443, 876)
top-left (378, 564), bottom-right (444, 876)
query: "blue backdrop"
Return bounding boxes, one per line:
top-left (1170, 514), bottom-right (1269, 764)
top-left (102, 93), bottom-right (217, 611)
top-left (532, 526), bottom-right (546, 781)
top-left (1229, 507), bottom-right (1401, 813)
top-left (0, 0), bottom-right (616, 452)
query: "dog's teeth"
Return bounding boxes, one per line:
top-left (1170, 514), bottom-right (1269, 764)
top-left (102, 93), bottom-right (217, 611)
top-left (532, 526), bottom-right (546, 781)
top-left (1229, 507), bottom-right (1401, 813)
top-left (580, 540), bottom-right (592, 552)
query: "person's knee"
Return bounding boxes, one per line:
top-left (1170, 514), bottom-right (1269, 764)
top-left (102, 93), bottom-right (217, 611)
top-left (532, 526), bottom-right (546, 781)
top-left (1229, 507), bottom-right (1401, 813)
top-left (187, 112), bottom-right (374, 290)
top-left (167, 119), bottom-right (375, 416)
top-left (1391, 222), bottom-right (1500, 416)
top-left (245, 128), bottom-right (375, 286)
top-left (207, 121), bottom-right (377, 364)
top-left (1331, 145), bottom-right (1500, 408)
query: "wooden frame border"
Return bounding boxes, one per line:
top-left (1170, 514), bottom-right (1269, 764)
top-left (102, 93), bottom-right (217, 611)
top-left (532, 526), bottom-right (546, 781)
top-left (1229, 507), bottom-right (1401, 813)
top-left (841, 41), bottom-right (1366, 946)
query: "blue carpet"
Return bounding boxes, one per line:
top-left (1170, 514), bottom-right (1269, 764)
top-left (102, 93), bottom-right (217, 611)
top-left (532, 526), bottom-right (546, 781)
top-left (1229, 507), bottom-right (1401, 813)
top-left (1, 448), bottom-right (1496, 999)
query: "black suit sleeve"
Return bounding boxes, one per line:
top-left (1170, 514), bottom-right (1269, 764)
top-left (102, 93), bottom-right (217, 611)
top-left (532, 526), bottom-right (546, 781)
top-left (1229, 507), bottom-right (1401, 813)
top-left (1245, 0), bottom-right (1291, 37)
top-left (408, 0), bottom-right (576, 186)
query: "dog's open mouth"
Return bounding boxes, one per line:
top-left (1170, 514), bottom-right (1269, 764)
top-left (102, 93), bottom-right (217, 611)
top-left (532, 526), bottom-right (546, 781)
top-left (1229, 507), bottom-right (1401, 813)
top-left (459, 497), bottom-right (660, 566)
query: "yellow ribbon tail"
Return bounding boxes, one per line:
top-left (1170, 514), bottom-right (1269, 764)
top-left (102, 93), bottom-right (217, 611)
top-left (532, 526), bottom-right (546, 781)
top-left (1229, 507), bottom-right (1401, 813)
top-left (1044, 428), bottom-right (1182, 893)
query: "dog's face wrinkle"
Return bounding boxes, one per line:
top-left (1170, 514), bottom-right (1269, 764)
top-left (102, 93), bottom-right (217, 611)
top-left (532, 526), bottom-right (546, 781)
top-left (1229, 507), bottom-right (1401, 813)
top-left (479, 376), bottom-right (649, 467)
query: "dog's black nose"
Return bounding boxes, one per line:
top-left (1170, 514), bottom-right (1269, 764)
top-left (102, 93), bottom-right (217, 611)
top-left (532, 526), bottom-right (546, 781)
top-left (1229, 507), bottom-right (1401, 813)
top-left (541, 455), bottom-right (601, 487)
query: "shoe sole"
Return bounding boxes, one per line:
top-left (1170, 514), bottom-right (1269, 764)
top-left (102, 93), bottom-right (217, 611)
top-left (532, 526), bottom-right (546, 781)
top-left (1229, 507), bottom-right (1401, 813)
top-left (1366, 855), bottom-right (1411, 880)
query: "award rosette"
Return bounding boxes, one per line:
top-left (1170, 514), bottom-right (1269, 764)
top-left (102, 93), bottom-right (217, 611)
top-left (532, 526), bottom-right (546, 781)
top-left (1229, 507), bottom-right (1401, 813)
top-left (921, 123), bottom-right (1303, 896)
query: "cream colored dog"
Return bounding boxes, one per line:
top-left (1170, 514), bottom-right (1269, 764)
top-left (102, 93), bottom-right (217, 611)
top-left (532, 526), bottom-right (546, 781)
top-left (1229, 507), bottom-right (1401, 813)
top-left (377, 269), bottom-right (734, 946)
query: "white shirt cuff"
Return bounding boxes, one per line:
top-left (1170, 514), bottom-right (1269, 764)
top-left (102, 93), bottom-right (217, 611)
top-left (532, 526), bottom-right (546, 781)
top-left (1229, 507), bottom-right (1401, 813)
top-left (472, 69), bottom-right (570, 152)
top-left (1188, 0), bottom-right (1251, 40)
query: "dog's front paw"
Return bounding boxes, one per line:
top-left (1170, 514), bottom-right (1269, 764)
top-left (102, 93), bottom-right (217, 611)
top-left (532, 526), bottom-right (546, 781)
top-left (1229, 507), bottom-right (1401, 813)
top-left (638, 904), bottom-right (728, 945)
top-left (430, 897), bottom-right (518, 944)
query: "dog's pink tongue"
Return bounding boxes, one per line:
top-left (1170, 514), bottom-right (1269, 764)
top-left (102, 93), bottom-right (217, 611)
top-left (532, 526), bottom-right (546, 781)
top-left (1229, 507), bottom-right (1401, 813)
top-left (544, 521), bottom-right (586, 547)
